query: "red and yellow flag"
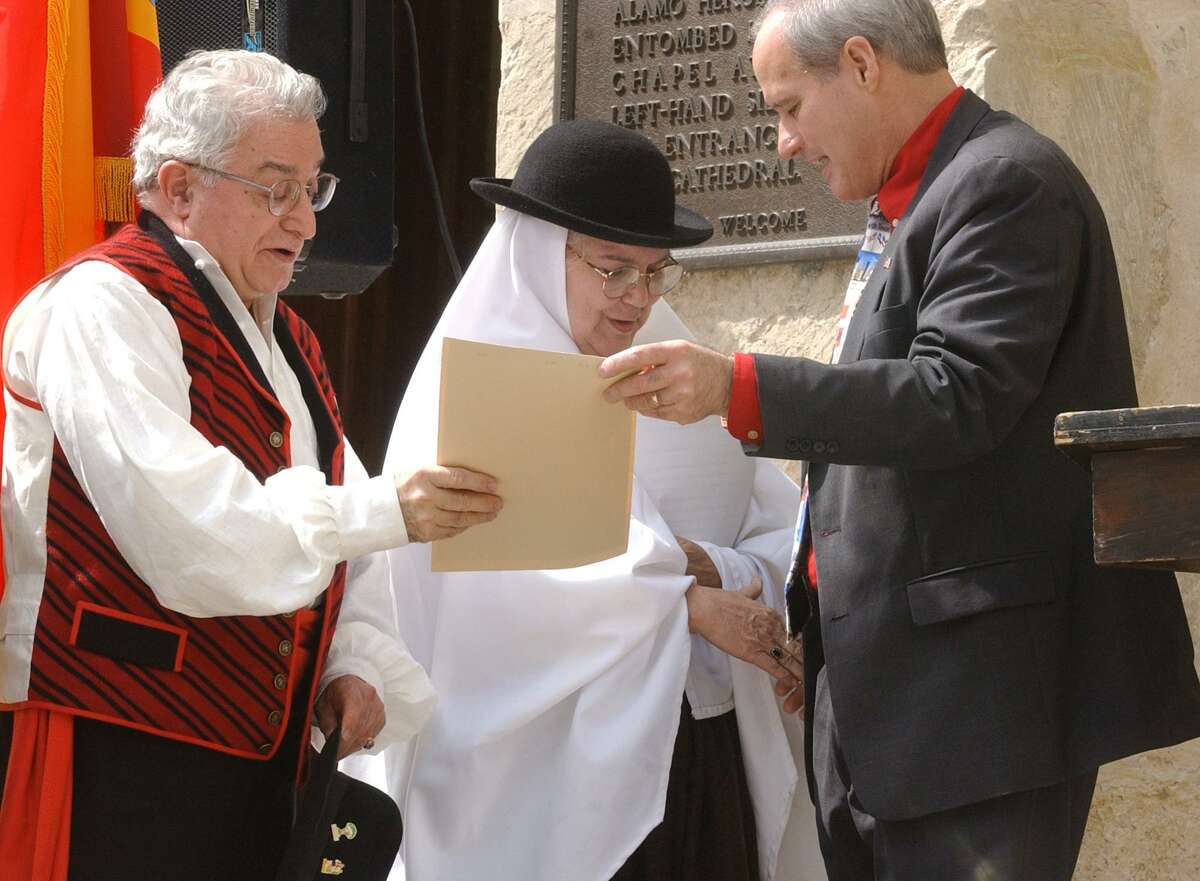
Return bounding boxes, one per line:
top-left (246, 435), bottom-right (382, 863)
top-left (0, 0), bottom-right (161, 292)
top-left (0, 10), bottom-right (161, 865)
top-left (0, 0), bottom-right (161, 601)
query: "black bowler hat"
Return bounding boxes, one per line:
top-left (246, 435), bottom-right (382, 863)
top-left (274, 729), bottom-right (403, 881)
top-left (471, 119), bottom-right (714, 248)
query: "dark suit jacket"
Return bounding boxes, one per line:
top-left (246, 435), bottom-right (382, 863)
top-left (751, 90), bottom-right (1200, 821)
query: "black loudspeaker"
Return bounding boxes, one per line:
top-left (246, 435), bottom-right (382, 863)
top-left (155, 0), bottom-right (396, 297)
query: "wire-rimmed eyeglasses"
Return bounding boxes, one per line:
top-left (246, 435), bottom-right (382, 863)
top-left (189, 164), bottom-right (339, 216)
top-left (567, 243), bottom-right (685, 299)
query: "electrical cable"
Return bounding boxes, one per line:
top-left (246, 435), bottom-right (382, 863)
top-left (401, 0), bottom-right (464, 282)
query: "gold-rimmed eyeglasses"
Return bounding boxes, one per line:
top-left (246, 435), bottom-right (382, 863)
top-left (567, 243), bottom-right (685, 299)
top-left (190, 164), bottom-right (339, 216)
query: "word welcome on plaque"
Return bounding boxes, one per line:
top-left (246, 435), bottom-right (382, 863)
top-left (555, 0), bottom-right (866, 268)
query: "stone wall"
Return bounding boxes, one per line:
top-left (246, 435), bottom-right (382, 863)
top-left (495, 1), bottom-right (1200, 877)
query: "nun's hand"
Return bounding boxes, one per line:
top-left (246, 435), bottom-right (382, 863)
top-left (684, 578), bottom-right (804, 692)
top-left (315, 674), bottom-right (386, 758)
top-left (775, 667), bottom-right (806, 717)
top-left (599, 340), bottom-right (733, 425)
top-left (676, 535), bottom-right (721, 588)
top-left (395, 466), bottom-right (503, 542)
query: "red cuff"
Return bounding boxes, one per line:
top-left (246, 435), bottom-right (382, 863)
top-left (725, 352), bottom-right (764, 444)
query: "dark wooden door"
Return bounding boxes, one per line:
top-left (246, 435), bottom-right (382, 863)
top-left (287, 0), bottom-right (501, 473)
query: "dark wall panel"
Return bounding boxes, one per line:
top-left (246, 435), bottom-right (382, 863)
top-left (287, 0), bottom-right (501, 473)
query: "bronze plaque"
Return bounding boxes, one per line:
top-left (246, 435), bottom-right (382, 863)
top-left (555, 0), bottom-right (866, 268)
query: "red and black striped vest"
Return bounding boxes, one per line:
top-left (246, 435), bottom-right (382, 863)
top-left (6, 213), bottom-right (347, 760)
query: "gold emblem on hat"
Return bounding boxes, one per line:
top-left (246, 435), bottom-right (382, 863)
top-left (331, 821), bottom-right (358, 842)
top-left (320, 858), bottom-right (346, 875)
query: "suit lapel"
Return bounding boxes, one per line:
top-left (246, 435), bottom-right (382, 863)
top-left (839, 230), bottom-right (900, 364)
top-left (841, 91), bottom-right (993, 363)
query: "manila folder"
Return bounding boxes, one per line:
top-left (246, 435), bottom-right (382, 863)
top-left (432, 337), bottom-right (635, 572)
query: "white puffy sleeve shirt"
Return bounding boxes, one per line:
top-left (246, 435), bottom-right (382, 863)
top-left (1, 239), bottom-right (434, 748)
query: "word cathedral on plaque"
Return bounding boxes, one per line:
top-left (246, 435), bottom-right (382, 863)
top-left (556, 0), bottom-right (868, 268)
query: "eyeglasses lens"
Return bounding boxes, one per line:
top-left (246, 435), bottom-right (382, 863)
top-left (603, 267), bottom-right (642, 298)
top-left (268, 180), bottom-right (302, 216)
top-left (312, 174), bottom-right (337, 212)
top-left (651, 263), bottom-right (684, 296)
top-left (602, 262), bottom-right (684, 298)
top-left (266, 175), bottom-right (338, 216)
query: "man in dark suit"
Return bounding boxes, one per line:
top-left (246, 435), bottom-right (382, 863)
top-left (599, 0), bottom-right (1200, 877)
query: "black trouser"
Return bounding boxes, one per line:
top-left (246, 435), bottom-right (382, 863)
top-left (811, 666), bottom-right (1097, 881)
top-left (0, 680), bottom-right (311, 881)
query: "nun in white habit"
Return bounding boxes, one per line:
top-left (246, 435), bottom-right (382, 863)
top-left (353, 120), bottom-right (825, 881)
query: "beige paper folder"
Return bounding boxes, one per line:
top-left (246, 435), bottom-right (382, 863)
top-left (432, 338), bottom-right (636, 572)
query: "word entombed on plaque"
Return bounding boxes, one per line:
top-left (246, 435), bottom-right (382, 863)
top-left (556, 0), bottom-right (867, 267)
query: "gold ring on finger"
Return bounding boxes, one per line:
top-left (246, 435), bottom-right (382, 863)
top-left (770, 646), bottom-right (785, 661)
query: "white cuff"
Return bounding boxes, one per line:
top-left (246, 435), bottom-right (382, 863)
top-left (694, 540), bottom-right (760, 594)
top-left (327, 475), bottom-right (409, 561)
top-left (321, 620), bottom-right (437, 752)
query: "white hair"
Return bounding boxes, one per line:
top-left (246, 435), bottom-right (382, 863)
top-left (755, 0), bottom-right (948, 77)
top-left (131, 49), bottom-right (326, 200)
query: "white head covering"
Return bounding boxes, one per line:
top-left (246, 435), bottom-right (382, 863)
top-left (363, 211), bottom-right (817, 881)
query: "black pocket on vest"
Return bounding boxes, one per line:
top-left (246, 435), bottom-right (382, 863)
top-left (70, 603), bottom-right (187, 671)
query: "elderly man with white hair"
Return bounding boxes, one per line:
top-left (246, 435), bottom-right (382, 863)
top-left (0, 50), bottom-right (500, 881)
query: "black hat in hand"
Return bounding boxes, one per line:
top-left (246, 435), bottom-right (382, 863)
top-left (274, 729), bottom-right (403, 881)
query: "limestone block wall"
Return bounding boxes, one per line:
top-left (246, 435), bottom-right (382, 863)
top-left (496, 1), bottom-right (1199, 877)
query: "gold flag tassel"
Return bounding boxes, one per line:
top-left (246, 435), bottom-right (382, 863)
top-left (94, 156), bottom-right (138, 224)
top-left (41, 0), bottom-right (70, 272)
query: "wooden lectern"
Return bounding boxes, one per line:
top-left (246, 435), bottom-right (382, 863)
top-left (1054, 406), bottom-right (1200, 572)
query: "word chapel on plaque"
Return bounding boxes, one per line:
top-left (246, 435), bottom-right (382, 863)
top-left (556, 0), bottom-right (868, 268)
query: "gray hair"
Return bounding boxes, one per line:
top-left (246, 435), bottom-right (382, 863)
top-left (131, 49), bottom-right (326, 199)
top-left (755, 0), bottom-right (948, 77)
